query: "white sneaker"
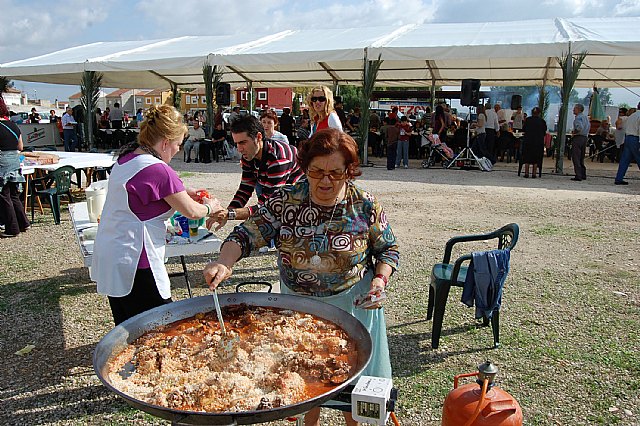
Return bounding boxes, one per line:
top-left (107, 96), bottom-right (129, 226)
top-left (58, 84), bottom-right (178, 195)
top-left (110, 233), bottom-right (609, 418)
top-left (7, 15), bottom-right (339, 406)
top-left (404, 165), bottom-right (409, 169)
top-left (258, 246), bottom-right (269, 254)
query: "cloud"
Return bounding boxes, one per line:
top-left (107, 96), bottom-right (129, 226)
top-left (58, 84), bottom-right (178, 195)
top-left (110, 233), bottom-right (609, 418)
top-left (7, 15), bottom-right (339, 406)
top-left (135, 0), bottom-right (435, 37)
top-left (0, 0), bottom-right (109, 62)
top-left (430, 0), bottom-right (634, 23)
top-left (613, 0), bottom-right (640, 15)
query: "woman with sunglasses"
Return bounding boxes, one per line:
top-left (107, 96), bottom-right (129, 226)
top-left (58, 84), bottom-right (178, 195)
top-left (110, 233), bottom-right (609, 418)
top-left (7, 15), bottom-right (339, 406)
top-left (204, 128), bottom-right (398, 426)
top-left (307, 85), bottom-right (343, 135)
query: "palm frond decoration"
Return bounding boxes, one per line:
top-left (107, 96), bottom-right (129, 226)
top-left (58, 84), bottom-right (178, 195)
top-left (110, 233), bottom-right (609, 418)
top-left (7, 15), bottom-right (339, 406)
top-left (537, 85), bottom-right (549, 122)
top-left (203, 63), bottom-right (223, 138)
top-left (554, 50), bottom-right (587, 173)
top-left (81, 71), bottom-right (103, 151)
top-left (357, 52), bottom-right (383, 164)
top-left (168, 82), bottom-right (181, 110)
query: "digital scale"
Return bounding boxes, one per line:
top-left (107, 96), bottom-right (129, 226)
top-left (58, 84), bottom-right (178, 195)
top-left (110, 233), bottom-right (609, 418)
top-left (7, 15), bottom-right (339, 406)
top-left (351, 376), bottom-right (397, 425)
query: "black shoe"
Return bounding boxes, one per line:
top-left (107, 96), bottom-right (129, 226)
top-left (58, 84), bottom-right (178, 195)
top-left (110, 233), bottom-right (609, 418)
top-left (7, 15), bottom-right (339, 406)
top-left (195, 159), bottom-right (199, 163)
top-left (570, 177), bottom-right (582, 181)
top-left (186, 158), bottom-right (191, 163)
top-left (614, 180), bottom-right (629, 185)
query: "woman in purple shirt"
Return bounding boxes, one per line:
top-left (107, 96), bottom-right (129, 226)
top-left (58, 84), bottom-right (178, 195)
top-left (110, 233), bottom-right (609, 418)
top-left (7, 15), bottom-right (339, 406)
top-left (93, 105), bottom-right (222, 325)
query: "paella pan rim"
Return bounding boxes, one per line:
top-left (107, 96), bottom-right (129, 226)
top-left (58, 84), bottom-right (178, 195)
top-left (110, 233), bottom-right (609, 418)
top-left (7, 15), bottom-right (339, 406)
top-left (93, 292), bottom-right (373, 425)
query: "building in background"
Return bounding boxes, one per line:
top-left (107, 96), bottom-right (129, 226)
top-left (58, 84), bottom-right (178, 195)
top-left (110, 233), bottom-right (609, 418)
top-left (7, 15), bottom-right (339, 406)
top-left (141, 89), bottom-right (171, 108)
top-left (68, 90), bottom-right (108, 110)
top-left (105, 89), bottom-right (137, 113)
top-left (234, 87), bottom-right (293, 111)
top-left (2, 87), bottom-right (22, 105)
top-left (181, 88), bottom-right (207, 114)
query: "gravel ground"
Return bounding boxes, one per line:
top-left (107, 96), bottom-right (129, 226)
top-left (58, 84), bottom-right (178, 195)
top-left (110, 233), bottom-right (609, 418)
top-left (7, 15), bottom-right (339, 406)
top-left (0, 154), bottom-right (638, 425)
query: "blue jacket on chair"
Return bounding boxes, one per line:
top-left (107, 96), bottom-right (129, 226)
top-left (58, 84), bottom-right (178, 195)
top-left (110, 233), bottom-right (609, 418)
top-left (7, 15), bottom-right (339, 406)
top-left (461, 249), bottom-right (511, 319)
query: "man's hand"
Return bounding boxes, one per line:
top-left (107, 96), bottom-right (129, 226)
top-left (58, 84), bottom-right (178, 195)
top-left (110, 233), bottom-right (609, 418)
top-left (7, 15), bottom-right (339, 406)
top-left (203, 261), bottom-right (233, 290)
top-left (207, 209), bottom-right (228, 231)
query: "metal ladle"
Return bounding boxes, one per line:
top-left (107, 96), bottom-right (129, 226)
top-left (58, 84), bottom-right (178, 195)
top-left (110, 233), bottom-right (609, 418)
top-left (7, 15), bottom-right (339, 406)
top-left (211, 289), bottom-right (238, 359)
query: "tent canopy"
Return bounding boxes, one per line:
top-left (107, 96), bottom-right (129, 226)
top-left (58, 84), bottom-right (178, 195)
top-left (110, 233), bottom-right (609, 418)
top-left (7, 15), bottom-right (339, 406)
top-left (2, 17), bottom-right (640, 90)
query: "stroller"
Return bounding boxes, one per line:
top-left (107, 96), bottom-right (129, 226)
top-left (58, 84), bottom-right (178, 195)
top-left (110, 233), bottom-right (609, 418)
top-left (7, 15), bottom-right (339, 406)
top-left (420, 132), bottom-right (454, 168)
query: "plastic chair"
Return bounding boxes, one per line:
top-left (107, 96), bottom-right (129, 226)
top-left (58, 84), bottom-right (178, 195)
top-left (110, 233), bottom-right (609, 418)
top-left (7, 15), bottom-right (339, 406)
top-left (30, 166), bottom-right (76, 225)
top-left (427, 223), bottom-right (519, 349)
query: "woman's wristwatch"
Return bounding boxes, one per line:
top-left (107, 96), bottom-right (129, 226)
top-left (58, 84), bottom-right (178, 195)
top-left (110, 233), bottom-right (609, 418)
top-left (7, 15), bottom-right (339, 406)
top-left (227, 209), bottom-right (236, 220)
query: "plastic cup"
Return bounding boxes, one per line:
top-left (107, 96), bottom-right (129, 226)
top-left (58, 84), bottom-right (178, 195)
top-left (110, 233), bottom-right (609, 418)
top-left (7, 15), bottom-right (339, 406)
top-left (188, 219), bottom-right (200, 237)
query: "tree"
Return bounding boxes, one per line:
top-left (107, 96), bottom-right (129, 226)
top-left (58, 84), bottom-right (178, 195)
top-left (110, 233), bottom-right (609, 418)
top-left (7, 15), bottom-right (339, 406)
top-left (338, 85), bottom-right (362, 112)
top-left (555, 50), bottom-right (588, 174)
top-left (80, 71), bottom-right (103, 151)
top-left (0, 76), bottom-right (13, 98)
top-left (203, 63), bottom-right (222, 138)
top-left (292, 96), bottom-right (301, 116)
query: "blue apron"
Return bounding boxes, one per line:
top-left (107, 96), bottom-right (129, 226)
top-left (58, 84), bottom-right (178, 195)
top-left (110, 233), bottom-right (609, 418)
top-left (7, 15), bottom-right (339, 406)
top-left (280, 270), bottom-right (392, 378)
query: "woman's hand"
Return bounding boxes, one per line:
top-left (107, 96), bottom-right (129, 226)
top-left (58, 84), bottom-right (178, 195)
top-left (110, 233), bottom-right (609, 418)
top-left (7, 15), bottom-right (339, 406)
top-left (186, 187), bottom-right (204, 201)
top-left (203, 261), bottom-right (232, 290)
top-left (203, 197), bottom-right (223, 217)
top-left (361, 276), bottom-right (386, 309)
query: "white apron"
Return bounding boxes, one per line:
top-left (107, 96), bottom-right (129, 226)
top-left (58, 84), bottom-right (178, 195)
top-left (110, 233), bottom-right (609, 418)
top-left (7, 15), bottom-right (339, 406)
top-left (92, 154), bottom-right (175, 299)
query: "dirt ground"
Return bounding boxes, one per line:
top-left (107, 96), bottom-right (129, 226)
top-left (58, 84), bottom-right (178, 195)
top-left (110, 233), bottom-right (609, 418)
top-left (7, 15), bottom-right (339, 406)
top-left (0, 152), bottom-right (638, 425)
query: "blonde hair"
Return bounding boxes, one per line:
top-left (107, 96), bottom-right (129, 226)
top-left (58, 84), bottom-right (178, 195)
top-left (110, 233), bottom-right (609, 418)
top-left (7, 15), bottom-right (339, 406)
top-left (138, 105), bottom-right (188, 149)
top-left (307, 86), bottom-right (335, 121)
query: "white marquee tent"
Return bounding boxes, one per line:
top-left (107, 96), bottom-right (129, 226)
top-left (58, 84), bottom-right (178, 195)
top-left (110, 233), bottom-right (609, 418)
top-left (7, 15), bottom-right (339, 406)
top-left (2, 17), bottom-right (640, 90)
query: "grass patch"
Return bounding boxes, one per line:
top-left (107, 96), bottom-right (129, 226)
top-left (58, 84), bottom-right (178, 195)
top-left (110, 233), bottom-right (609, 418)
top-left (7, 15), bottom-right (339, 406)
top-left (179, 172), bottom-right (195, 178)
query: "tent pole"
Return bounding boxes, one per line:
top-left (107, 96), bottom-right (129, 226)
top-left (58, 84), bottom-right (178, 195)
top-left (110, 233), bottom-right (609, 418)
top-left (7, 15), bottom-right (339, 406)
top-left (358, 49), bottom-right (382, 167)
top-left (430, 78), bottom-right (436, 111)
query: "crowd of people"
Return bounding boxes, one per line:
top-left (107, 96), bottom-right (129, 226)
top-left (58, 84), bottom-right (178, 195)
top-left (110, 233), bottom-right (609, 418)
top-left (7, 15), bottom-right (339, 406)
top-left (90, 99), bottom-right (398, 426)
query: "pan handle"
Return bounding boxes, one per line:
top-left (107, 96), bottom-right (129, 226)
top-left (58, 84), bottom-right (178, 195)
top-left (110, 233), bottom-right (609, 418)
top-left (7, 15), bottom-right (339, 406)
top-left (173, 415), bottom-right (238, 426)
top-left (235, 281), bottom-right (273, 293)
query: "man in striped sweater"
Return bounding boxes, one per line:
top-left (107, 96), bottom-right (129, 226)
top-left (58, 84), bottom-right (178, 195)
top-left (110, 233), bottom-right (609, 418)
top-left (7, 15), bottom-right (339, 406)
top-left (209, 114), bottom-right (304, 230)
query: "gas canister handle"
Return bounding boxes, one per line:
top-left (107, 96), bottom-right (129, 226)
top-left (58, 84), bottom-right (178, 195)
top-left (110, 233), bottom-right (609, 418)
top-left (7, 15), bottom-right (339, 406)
top-left (481, 399), bottom-right (517, 417)
top-left (453, 372), bottom-right (479, 389)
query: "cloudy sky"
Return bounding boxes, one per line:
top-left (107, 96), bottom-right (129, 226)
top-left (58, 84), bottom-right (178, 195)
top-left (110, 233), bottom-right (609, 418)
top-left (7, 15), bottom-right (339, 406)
top-left (2, 0), bottom-right (640, 104)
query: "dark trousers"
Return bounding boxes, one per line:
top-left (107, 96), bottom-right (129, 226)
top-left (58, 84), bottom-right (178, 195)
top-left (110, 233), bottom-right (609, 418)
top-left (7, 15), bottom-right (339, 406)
top-left (63, 129), bottom-right (78, 152)
top-left (107, 268), bottom-right (172, 325)
top-left (387, 142), bottom-right (398, 170)
top-left (615, 135), bottom-right (640, 183)
top-left (0, 182), bottom-right (30, 235)
top-left (571, 135), bottom-right (588, 180)
top-left (485, 129), bottom-right (497, 163)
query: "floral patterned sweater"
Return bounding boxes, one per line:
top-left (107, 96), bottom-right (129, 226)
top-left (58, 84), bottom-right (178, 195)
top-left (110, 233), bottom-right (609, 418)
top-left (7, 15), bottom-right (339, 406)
top-left (226, 180), bottom-right (399, 296)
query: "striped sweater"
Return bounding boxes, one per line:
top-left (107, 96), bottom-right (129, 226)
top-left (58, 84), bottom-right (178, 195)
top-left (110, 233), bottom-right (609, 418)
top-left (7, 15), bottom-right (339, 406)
top-left (228, 138), bottom-right (305, 215)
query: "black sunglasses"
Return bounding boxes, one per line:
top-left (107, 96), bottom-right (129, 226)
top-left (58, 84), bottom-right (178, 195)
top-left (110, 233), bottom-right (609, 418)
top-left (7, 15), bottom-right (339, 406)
top-left (311, 96), bottom-right (327, 103)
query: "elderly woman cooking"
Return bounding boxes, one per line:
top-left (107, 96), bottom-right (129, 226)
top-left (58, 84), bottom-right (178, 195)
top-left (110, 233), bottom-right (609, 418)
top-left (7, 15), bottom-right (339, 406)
top-left (307, 86), bottom-right (343, 135)
top-left (93, 105), bottom-right (222, 325)
top-left (204, 128), bottom-right (399, 426)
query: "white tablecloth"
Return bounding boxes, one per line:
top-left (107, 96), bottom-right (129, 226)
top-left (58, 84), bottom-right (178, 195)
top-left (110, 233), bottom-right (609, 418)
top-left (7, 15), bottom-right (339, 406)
top-left (69, 202), bottom-right (222, 268)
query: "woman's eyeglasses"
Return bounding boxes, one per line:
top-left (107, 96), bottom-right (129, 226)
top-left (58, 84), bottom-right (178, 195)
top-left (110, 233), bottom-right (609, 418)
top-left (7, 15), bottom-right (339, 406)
top-left (311, 96), bottom-right (327, 103)
top-left (307, 169), bottom-right (346, 180)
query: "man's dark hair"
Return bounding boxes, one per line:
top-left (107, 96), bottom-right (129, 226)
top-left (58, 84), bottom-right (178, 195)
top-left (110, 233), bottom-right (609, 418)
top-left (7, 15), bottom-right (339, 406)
top-left (230, 114), bottom-right (265, 140)
top-left (114, 102), bottom-right (120, 108)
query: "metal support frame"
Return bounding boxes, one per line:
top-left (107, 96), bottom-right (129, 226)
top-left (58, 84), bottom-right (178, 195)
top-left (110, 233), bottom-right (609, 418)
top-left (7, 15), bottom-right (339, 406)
top-left (447, 107), bottom-right (483, 169)
top-left (168, 255), bottom-right (193, 298)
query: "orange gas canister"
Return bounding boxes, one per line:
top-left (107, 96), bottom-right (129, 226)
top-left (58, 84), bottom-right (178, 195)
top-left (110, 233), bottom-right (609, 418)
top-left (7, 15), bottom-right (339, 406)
top-left (442, 362), bottom-right (523, 426)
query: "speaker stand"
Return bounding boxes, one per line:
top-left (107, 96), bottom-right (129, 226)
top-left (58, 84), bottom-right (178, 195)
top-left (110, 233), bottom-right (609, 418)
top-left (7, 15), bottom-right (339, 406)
top-left (446, 108), bottom-right (483, 170)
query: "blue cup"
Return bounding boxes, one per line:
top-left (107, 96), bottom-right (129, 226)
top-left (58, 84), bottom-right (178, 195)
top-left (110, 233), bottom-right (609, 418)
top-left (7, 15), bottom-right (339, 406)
top-left (175, 216), bottom-right (189, 236)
